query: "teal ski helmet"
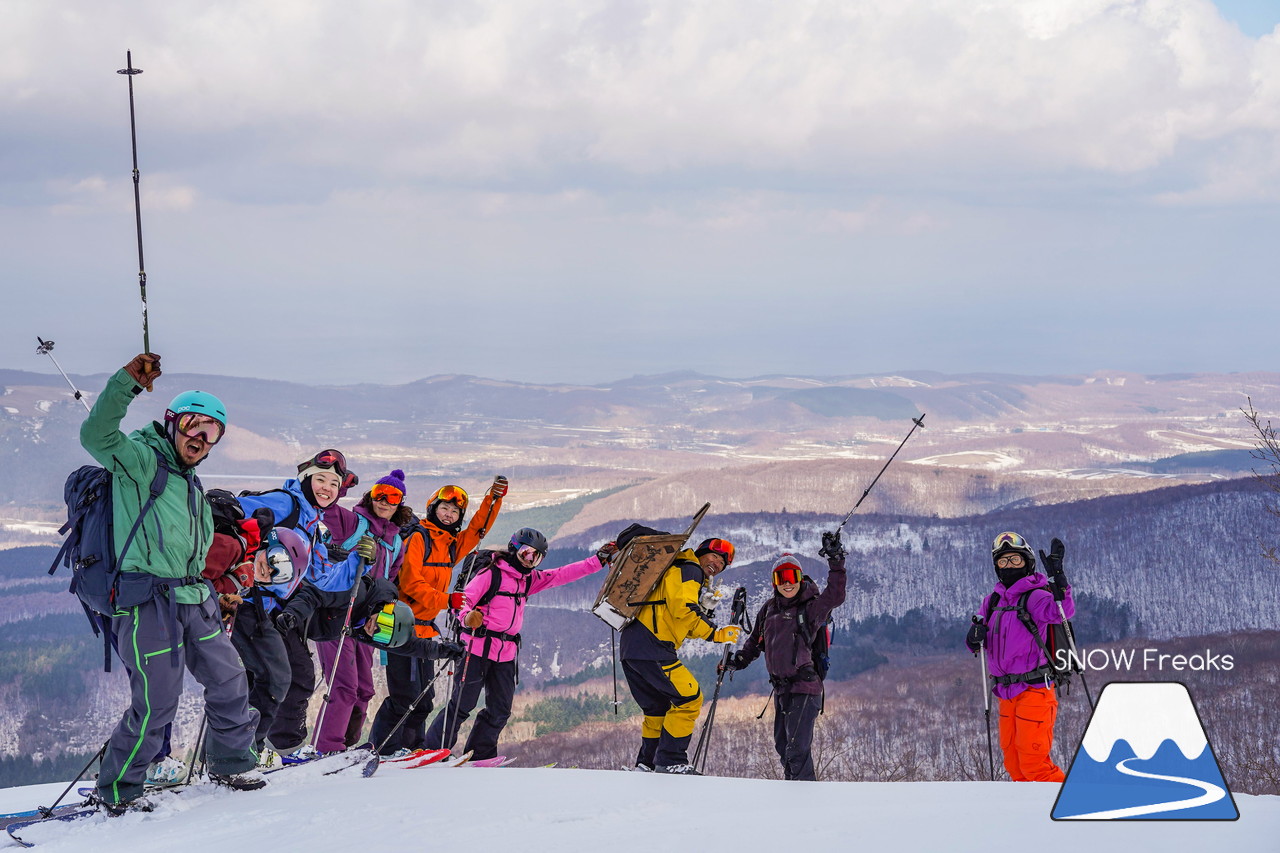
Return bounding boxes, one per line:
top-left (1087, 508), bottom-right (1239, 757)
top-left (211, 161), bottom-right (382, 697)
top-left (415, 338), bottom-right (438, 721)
top-left (165, 390), bottom-right (227, 427)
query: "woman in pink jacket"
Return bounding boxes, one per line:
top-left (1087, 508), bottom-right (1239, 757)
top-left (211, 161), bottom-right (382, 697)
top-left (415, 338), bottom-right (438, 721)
top-left (423, 528), bottom-right (616, 759)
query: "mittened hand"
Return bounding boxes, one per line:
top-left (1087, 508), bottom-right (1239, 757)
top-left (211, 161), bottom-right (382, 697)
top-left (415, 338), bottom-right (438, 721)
top-left (448, 592), bottom-right (466, 610)
top-left (219, 593), bottom-right (242, 616)
top-left (596, 541), bottom-right (619, 565)
top-left (275, 611), bottom-right (300, 634)
top-left (490, 476), bottom-right (509, 500)
top-left (819, 530), bottom-right (847, 562)
top-left (713, 625), bottom-right (741, 644)
top-left (1039, 537), bottom-right (1068, 588)
top-left (252, 508), bottom-right (275, 544)
top-left (355, 534), bottom-right (377, 563)
top-left (463, 610), bottom-right (484, 629)
top-left (123, 352), bottom-right (162, 391)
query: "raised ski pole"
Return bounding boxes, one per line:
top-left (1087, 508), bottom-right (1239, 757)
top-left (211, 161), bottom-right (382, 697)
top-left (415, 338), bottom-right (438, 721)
top-left (837, 413), bottom-right (927, 531)
top-left (691, 586), bottom-right (748, 774)
top-left (311, 556), bottom-right (371, 749)
top-left (117, 51), bottom-right (151, 357)
top-left (975, 616), bottom-right (995, 781)
top-left (35, 338), bottom-right (92, 413)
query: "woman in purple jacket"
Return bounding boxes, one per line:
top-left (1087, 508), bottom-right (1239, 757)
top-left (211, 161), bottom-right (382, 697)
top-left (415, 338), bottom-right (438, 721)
top-left (726, 531), bottom-right (847, 781)
top-left (965, 532), bottom-right (1075, 782)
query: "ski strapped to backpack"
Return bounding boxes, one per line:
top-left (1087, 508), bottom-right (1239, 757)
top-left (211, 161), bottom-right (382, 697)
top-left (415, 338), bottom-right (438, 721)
top-left (49, 445), bottom-right (210, 671)
top-left (983, 590), bottom-right (1077, 689)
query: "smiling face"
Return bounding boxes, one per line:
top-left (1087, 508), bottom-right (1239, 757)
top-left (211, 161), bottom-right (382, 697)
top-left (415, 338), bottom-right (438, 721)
top-left (372, 497), bottom-right (397, 520)
top-left (698, 552), bottom-right (726, 577)
top-left (776, 579), bottom-right (801, 599)
top-left (435, 502), bottom-right (461, 526)
top-left (309, 470), bottom-right (343, 508)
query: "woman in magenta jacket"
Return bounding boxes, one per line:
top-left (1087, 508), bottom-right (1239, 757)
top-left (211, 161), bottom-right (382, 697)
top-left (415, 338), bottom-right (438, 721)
top-left (423, 527), bottom-right (615, 759)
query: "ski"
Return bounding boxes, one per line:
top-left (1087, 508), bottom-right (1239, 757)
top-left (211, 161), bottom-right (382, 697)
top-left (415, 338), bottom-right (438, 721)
top-left (399, 749), bottom-right (451, 769)
top-left (7, 806), bottom-right (99, 848)
top-left (467, 756), bottom-right (516, 768)
top-left (263, 747), bottom-right (379, 778)
top-left (1, 802), bottom-right (92, 830)
top-left (414, 750), bottom-right (472, 768)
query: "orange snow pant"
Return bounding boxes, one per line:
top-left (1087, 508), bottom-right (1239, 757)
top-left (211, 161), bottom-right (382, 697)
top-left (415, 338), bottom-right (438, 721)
top-left (998, 686), bottom-right (1065, 782)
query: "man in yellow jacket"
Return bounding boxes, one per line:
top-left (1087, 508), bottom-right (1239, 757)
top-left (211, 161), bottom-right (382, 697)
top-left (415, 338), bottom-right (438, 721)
top-left (619, 536), bottom-right (739, 774)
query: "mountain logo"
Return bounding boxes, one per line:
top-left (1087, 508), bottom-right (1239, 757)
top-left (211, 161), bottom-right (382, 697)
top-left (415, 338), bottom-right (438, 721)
top-left (1052, 681), bottom-right (1238, 820)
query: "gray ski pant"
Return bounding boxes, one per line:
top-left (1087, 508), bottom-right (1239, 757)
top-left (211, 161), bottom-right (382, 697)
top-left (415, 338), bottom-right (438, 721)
top-left (97, 595), bottom-right (259, 804)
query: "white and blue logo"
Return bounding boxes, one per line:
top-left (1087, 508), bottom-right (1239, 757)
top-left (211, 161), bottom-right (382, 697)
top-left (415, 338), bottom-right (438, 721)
top-left (1052, 682), bottom-right (1238, 820)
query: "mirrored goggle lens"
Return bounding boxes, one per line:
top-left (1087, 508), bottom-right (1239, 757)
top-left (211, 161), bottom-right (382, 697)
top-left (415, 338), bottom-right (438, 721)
top-left (993, 532), bottom-right (1026, 550)
top-left (370, 604), bottom-right (396, 645)
top-left (516, 545), bottom-right (544, 568)
top-left (706, 538), bottom-right (735, 565)
top-left (434, 485), bottom-right (469, 510)
top-left (266, 546), bottom-right (294, 583)
top-left (773, 567), bottom-right (802, 586)
top-left (371, 485), bottom-right (403, 505)
top-left (175, 412), bottom-right (225, 444)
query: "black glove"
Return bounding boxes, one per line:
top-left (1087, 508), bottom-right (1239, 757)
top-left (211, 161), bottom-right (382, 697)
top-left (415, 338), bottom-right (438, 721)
top-left (327, 544), bottom-right (351, 562)
top-left (1039, 537), bottom-right (1067, 590)
top-left (966, 619), bottom-right (987, 654)
top-left (434, 639), bottom-right (465, 661)
top-left (818, 529), bottom-right (847, 562)
top-left (252, 508), bottom-right (274, 545)
top-left (274, 610), bottom-right (303, 638)
top-left (718, 651), bottom-right (744, 674)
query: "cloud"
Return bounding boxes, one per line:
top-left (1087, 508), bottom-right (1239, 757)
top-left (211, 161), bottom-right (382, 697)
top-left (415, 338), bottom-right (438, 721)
top-left (3, 0), bottom-right (1278, 203)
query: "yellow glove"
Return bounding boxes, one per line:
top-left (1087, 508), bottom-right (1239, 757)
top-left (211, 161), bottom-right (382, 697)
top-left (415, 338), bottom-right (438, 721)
top-left (713, 625), bottom-right (740, 644)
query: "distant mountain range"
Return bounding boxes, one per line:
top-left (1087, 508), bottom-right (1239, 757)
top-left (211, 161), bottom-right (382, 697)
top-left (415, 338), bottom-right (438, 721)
top-left (1, 367), bottom-right (1274, 521)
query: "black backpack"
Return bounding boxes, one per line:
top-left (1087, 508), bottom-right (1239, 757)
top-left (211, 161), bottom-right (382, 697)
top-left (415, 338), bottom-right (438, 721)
top-left (49, 446), bottom-right (205, 671)
top-left (797, 609), bottom-right (833, 680)
top-left (986, 590), bottom-right (1078, 686)
top-left (452, 548), bottom-right (529, 609)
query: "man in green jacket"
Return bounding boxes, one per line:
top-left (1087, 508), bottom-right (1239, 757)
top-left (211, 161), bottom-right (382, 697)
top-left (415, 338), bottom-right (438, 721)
top-left (83, 353), bottom-right (262, 810)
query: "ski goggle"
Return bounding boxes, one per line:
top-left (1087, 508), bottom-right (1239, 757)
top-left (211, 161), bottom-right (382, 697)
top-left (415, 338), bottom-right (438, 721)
top-left (698, 538), bottom-right (735, 567)
top-left (772, 565), bottom-right (802, 586)
top-left (264, 542), bottom-right (295, 585)
top-left (992, 532), bottom-right (1029, 553)
top-left (515, 545), bottom-right (544, 568)
top-left (432, 485), bottom-right (469, 512)
top-left (369, 603), bottom-right (398, 646)
top-left (173, 412), bottom-right (225, 445)
top-left (298, 449), bottom-right (358, 489)
top-left (370, 484), bottom-right (404, 505)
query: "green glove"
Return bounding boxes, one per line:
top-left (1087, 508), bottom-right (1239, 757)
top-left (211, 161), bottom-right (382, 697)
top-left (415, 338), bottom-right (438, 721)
top-left (355, 534), bottom-right (377, 563)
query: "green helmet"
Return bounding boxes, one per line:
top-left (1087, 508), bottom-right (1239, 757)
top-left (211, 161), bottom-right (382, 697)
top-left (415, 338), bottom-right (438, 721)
top-left (367, 600), bottom-right (415, 648)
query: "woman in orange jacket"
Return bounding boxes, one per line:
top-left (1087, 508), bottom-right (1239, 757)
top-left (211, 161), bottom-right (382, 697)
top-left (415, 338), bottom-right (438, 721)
top-left (368, 476), bottom-right (506, 755)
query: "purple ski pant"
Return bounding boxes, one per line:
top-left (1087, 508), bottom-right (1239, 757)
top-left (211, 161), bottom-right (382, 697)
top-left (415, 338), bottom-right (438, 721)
top-left (314, 638), bottom-right (375, 752)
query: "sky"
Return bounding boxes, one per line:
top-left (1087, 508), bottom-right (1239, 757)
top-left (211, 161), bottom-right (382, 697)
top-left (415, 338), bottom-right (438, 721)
top-left (3, 0), bottom-right (1279, 386)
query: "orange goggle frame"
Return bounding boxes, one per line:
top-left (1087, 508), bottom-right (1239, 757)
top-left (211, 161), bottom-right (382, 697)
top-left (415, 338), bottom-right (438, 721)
top-left (700, 538), bottom-right (735, 566)
top-left (432, 485), bottom-right (469, 512)
top-left (370, 484), bottom-right (404, 505)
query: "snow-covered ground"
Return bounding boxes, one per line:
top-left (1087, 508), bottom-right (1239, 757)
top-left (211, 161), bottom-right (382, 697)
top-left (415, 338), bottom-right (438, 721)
top-left (2, 764), bottom-right (1277, 852)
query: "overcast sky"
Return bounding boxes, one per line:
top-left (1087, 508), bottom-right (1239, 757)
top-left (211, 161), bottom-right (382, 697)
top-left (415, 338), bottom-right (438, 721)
top-left (3, 1), bottom-right (1278, 386)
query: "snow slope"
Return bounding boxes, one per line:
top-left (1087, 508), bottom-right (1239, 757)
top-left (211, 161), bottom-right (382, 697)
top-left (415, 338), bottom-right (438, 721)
top-left (2, 764), bottom-right (1277, 852)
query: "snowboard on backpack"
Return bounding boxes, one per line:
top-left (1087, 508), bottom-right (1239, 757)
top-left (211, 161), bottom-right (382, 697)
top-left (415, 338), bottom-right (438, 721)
top-left (591, 503), bottom-right (710, 631)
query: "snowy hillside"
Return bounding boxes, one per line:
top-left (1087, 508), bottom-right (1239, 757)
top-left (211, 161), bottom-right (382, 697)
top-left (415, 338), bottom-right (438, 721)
top-left (1, 764), bottom-right (1276, 852)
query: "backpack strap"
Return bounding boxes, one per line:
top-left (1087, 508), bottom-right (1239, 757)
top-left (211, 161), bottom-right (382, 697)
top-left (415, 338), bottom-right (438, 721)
top-left (340, 515), bottom-right (371, 551)
top-left (1013, 589), bottom-right (1054, 681)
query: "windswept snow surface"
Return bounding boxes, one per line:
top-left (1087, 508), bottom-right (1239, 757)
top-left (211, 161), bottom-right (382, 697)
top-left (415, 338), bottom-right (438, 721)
top-left (2, 767), bottom-right (1277, 852)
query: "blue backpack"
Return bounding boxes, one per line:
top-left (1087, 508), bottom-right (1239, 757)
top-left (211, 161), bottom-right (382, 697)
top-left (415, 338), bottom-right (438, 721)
top-left (48, 446), bottom-right (205, 671)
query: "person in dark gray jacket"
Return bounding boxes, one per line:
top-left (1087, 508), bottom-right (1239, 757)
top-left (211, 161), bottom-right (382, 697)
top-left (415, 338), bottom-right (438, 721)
top-left (724, 531), bottom-right (847, 781)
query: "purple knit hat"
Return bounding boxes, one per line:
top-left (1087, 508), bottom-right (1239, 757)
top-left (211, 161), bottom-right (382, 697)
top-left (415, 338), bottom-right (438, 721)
top-left (375, 469), bottom-right (407, 496)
